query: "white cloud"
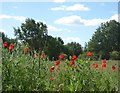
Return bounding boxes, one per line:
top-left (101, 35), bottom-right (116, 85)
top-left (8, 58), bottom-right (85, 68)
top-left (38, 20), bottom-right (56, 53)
top-left (66, 4), bottom-right (90, 11)
top-left (0, 29), bottom-right (6, 33)
top-left (0, 15), bottom-right (11, 19)
top-left (36, 20), bottom-right (47, 24)
top-left (63, 37), bottom-right (81, 44)
top-left (51, 4), bottom-right (90, 11)
top-left (53, 0), bottom-right (66, 3)
top-left (48, 25), bottom-right (71, 33)
top-left (51, 5), bottom-right (66, 11)
top-left (55, 15), bottom-right (84, 25)
top-left (82, 18), bottom-right (107, 26)
top-left (0, 14), bottom-right (26, 22)
top-left (13, 16), bottom-right (26, 22)
top-left (110, 14), bottom-right (118, 22)
top-left (55, 14), bottom-right (118, 26)
top-left (47, 25), bottom-right (60, 31)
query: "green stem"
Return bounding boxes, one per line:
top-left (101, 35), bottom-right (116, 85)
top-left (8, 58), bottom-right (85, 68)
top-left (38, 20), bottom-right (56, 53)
top-left (38, 51), bottom-right (41, 76)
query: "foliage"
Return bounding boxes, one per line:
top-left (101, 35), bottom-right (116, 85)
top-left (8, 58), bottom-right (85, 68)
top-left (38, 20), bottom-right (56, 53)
top-left (87, 20), bottom-right (120, 59)
top-left (78, 52), bottom-right (99, 61)
top-left (13, 18), bottom-right (83, 60)
top-left (65, 42), bottom-right (82, 57)
top-left (44, 36), bottom-right (65, 60)
top-left (2, 43), bottom-right (118, 92)
top-left (14, 18), bottom-right (48, 52)
top-left (1, 32), bottom-right (10, 43)
top-left (0, 32), bottom-right (18, 46)
top-left (110, 51), bottom-right (120, 60)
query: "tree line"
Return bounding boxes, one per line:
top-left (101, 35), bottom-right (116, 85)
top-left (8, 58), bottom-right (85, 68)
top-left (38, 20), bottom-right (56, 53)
top-left (1, 18), bottom-right (120, 60)
top-left (86, 20), bottom-right (120, 60)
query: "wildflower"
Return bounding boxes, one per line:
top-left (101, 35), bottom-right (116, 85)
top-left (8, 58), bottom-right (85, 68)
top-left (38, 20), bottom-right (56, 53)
top-left (24, 48), bottom-right (29, 53)
top-left (101, 63), bottom-right (106, 68)
top-left (92, 64), bottom-right (98, 68)
top-left (41, 52), bottom-right (45, 59)
top-left (112, 65), bottom-right (116, 70)
top-left (87, 52), bottom-right (92, 56)
top-left (72, 55), bottom-right (77, 60)
top-left (59, 54), bottom-right (65, 59)
top-left (34, 53), bottom-right (38, 57)
top-left (9, 43), bottom-right (14, 51)
top-left (50, 66), bottom-right (55, 71)
top-left (55, 60), bottom-right (60, 65)
top-left (70, 60), bottom-right (74, 66)
top-left (94, 64), bottom-right (98, 68)
top-left (74, 66), bottom-right (77, 69)
top-left (3, 42), bottom-right (8, 47)
top-left (102, 59), bottom-right (106, 63)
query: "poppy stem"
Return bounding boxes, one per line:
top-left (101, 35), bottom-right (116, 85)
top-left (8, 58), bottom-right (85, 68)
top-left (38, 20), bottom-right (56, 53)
top-left (87, 57), bottom-right (91, 91)
top-left (38, 51), bottom-right (41, 75)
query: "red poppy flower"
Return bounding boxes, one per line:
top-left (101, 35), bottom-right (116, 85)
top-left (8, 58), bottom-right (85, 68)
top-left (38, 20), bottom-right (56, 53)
top-left (3, 42), bottom-right (8, 47)
top-left (72, 55), bottom-right (77, 60)
top-left (59, 54), bottom-right (65, 59)
top-left (41, 52), bottom-right (45, 59)
top-left (50, 66), bottom-right (55, 71)
top-left (101, 63), bottom-right (106, 68)
top-left (102, 59), bottom-right (106, 63)
top-left (24, 48), bottom-right (29, 53)
top-left (70, 60), bottom-right (74, 66)
top-left (87, 52), bottom-right (92, 56)
top-left (112, 65), bottom-right (116, 70)
top-left (74, 66), bottom-right (77, 69)
top-left (34, 53), bottom-right (38, 57)
top-left (9, 43), bottom-right (14, 51)
top-left (94, 64), bottom-right (98, 68)
top-left (55, 60), bottom-right (60, 65)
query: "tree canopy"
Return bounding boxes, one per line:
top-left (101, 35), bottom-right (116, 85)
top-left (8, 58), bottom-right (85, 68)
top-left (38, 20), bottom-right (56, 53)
top-left (44, 36), bottom-right (65, 60)
top-left (87, 20), bottom-right (120, 59)
top-left (65, 42), bottom-right (82, 57)
top-left (4, 18), bottom-right (119, 60)
top-left (13, 18), bottom-right (83, 60)
top-left (14, 18), bottom-right (48, 52)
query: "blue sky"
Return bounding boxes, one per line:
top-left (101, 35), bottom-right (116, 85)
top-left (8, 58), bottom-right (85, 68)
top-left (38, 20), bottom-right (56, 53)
top-left (0, 1), bottom-right (118, 47)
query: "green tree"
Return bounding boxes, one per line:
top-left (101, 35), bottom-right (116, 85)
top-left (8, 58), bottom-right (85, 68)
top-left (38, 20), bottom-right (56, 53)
top-left (110, 51), bottom-right (120, 60)
top-left (44, 36), bottom-right (65, 60)
top-left (1, 32), bottom-right (10, 43)
top-left (65, 42), bottom-right (82, 57)
top-left (87, 20), bottom-right (120, 59)
top-left (14, 18), bottom-right (48, 52)
top-left (0, 32), bottom-right (17, 46)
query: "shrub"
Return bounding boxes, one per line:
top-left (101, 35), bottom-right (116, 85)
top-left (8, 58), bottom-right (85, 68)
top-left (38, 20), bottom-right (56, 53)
top-left (79, 52), bottom-right (99, 61)
top-left (110, 51), bottom-right (120, 60)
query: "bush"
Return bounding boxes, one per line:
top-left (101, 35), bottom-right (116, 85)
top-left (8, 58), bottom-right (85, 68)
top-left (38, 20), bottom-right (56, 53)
top-left (110, 51), bottom-right (120, 60)
top-left (78, 52), bottom-right (99, 61)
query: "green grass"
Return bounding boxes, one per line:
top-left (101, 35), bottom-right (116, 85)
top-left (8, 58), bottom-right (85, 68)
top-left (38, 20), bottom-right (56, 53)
top-left (2, 47), bottom-right (119, 91)
top-left (91, 60), bottom-right (118, 75)
top-left (91, 60), bottom-right (118, 91)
